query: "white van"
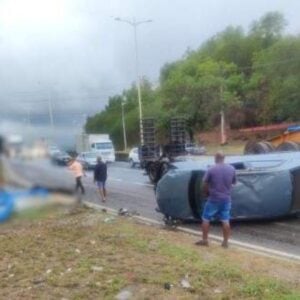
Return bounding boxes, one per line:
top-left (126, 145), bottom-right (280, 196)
top-left (76, 134), bottom-right (115, 162)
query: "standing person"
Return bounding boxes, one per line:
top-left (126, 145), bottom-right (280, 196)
top-left (196, 151), bottom-right (236, 248)
top-left (68, 157), bottom-right (85, 195)
top-left (94, 156), bottom-right (107, 202)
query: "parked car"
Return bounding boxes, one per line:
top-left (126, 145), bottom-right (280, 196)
top-left (51, 151), bottom-right (71, 166)
top-left (128, 147), bottom-right (140, 167)
top-left (185, 143), bottom-right (206, 155)
top-left (48, 145), bottom-right (60, 156)
top-left (77, 152), bottom-right (98, 169)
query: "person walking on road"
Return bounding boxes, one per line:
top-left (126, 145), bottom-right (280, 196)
top-left (94, 156), bottom-right (107, 203)
top-left (68, 157), bottom-right (85, 195)
top-left (196, 151), bottom-right (236, 248)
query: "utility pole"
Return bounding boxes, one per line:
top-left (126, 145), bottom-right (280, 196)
top-left (115, 17), bottom-right (152, 145)
top-left (26, 106), bottom-right (31, 127)
top-left (121, 98), bottom-right (128, 151)
top-left (47, 94), bottom-right (54, 130)
top-left (220, 83), bottom-right (227, 145)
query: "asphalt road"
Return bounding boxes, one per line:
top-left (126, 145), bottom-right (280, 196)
top-left (83, 161), bottom-right (300, 257)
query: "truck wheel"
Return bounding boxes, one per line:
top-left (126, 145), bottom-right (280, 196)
top-left (244, 141), bottom-right (270, 154)
top-left (244, 140), bottom-right (256, 154)
top-left (276, 141), bottom-right (300, 152)
top-left (159, 162), bottom-right (169, 178)
top-left (148, 162), bottom-right (158, 183)
top-left (261, 141), bottom-right (275, 152)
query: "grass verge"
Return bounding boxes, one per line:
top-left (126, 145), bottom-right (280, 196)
top-left (0, 207), bottom-right (299, 299)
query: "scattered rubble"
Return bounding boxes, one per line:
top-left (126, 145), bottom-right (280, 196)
top-left (180, 275), bottom-right (192, 289)
top-left (115, 288), bottom-right (132, 300)
top-left (118, 208), bottom-right (129, 216)
top-left (118, 208), bottom-right (140, 217)
top-left (91, 266), bottom-right (103, 272)
top-left (214, 288), bottom-right (222, 294)
top-left (164, 282), bottom-right (173, 290)
top-left (104, 217), bottom-right (115, 223)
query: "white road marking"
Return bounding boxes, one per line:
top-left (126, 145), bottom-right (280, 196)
top-left (84, 201), bottom-right (300, 262)
top-left (109, 178), bottom-right (153, 187)
top-left (133, 182), bottom-right (153, 188)
top-left (84, 177), bottom-right (153, 188)
top-left (110, 178), bottom-right (123, 182)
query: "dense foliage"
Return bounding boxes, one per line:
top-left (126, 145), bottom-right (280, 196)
top-left (85, 12), bottom-right (300, 149)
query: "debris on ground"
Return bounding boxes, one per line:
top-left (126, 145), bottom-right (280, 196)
top-left (180, 275), bottom-right (192, 289)
top-left (91, 266), bottom-right (103, 272)
top-left (0, 208), bottom-right (299, 299)
top-left (104, 217), bottom-right (115, 223)
top-left (164, 282), bottom-right (173, 290)
top-left (163, 215), bottom-right (181, 227)
top-left (118, 208), bottom-right (129, 216)
top-left (118, 208), bottom-right (140, 217)
top-left (115, 288), bottom-right (132, 300)
top-left (214, 288), bottom-right (222, 294)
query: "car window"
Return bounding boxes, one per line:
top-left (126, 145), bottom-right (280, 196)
top-left (94, 142), bottom-right (113, 150)
top-left (85, 152), bottom-right (97, 158)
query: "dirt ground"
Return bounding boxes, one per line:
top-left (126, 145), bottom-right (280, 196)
top-left (0, 207), bottom-right (299, 299)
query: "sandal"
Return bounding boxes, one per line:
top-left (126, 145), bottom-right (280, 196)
top-left (221, 241), bottom-right (229, 248)
top-left (195, 240), bottom-right (209, 246)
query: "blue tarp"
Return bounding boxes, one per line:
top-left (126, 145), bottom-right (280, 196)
top-left (0, 188), bottom-right (49, 222)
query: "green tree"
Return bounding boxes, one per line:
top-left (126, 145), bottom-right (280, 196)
top-left (85, 11), bottom-right (300, 146)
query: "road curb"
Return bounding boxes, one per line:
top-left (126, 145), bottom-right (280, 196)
top-left (84, 201), bottom-right (300, 263)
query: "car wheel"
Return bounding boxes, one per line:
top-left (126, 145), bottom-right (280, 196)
top-left (148, 162), bottom-right (158, 183)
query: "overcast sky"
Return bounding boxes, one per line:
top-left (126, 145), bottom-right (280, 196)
top-left (0, 0), bottom-right (299, 147)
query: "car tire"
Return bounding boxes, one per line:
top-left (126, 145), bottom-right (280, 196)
top-left (148, 162), bottom-right (158, 183)
top-left (276, 141), bottom-right (300, 152)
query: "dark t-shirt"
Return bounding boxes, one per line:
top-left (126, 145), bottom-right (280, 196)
top-left (203, 163), bottom-right (236, 201)
top-left (94, 162), bottom-right (107, 182)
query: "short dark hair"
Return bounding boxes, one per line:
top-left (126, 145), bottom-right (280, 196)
top-left (215, 151), bottom-right (225, 163)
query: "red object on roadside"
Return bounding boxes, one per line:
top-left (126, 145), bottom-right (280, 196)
top-left (239, 122), bottom-right (296, 133)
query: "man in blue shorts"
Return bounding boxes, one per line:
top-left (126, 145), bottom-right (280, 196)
top-left (94, 156), bottom-right (107, 202)
top-left (196, 151), bottom-right (236, 248)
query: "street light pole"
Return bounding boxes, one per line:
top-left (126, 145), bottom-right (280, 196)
top-left (133, 22), bottom-right (143, 145)
top-left (115, 17), bottom-right (152, 145)
top-left (47, 93), bottom-right (54, 130)
top-left (220, 83), bottom-right (227, 145)
top-left (121, 98), bottom-right (127, 151)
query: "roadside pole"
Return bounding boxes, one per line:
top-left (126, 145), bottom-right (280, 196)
top-left (121, 99), bottom-right (127, 151)
top-left (220, 79), bottom-right (227, 145)
top-left (114, 17), bottom-right (152, 146)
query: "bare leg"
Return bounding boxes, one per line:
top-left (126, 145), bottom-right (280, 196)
top-left (221, 221), bottom-right (231, 248)
top-left (98, 188), bottom-right (106, 202)
top-left (202, 220), bottom-right (210, 242)
top-left (103, 187), bottom-right (107, 198)
top-left (195, 220), bottom-right (210, 246)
